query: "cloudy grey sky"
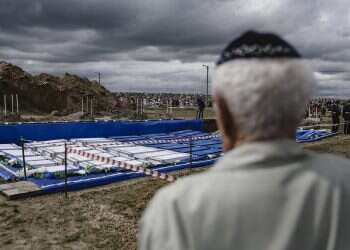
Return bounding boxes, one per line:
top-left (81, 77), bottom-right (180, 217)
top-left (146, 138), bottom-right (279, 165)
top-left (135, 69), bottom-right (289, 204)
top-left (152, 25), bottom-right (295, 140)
top-left (0, 0), bottom-right (349, 96)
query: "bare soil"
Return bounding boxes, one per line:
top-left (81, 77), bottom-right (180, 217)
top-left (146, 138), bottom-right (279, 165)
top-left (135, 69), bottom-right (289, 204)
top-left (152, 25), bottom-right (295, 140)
top-left (0, 169), bottom-right (201, 250)
top-left (0, 136), bottom-right (350, 250)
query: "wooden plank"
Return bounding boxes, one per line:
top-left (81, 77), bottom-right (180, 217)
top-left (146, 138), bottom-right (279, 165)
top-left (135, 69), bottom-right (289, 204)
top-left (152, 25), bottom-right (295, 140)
top-left (0, 181), bottom-right (42, 200)
top-left (0, 183), bottom-right (14, 191)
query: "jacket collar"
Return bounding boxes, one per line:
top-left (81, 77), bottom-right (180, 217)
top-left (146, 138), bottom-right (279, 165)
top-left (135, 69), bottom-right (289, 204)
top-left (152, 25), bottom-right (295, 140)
top-left (213, 139), bottom-right (306, 171)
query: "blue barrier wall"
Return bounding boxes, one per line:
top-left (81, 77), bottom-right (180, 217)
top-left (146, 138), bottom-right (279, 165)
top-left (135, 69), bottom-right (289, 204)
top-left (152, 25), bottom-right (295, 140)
top-left (0, 119), bottom-right (204, 144)
top-left (31, 159), bottom-right (216, 194)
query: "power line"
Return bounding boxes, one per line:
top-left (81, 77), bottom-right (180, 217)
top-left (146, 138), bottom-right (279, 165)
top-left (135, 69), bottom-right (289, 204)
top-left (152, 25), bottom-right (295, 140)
top-left (153, 69), bottom-right (203, 76)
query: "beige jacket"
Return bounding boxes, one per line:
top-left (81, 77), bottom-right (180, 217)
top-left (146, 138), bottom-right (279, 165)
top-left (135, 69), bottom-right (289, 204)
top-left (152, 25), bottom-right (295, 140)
top-left (139, 140), bottom-right (350, 250)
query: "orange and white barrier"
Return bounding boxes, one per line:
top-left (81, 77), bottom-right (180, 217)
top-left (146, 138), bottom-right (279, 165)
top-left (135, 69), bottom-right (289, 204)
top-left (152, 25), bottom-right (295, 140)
top-left (88, 134), bottom-right (220, 148)
top-left (67, 147), bottom-right (176, 182)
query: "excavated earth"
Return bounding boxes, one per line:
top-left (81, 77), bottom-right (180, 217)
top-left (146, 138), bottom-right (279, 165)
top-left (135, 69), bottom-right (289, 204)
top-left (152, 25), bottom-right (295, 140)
top-left (0, 61), bottom-right (118, 115)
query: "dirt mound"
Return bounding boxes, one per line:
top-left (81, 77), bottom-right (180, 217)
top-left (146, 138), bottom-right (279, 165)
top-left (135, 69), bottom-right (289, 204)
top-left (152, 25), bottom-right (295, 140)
top-left (0, 61), bottom-right (118, 114)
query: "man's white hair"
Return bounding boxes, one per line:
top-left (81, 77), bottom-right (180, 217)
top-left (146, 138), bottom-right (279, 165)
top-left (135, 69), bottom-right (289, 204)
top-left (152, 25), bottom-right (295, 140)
top-left (213, 59), bottom-right (316, 140)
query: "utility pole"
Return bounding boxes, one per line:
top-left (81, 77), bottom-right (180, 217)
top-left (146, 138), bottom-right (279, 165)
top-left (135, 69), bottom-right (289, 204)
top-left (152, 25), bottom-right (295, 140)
top-left (16, 94), bottom-right (19, 114)
top-left (86, 95), bottom-right (89, 115)
top-left (97, 72), bottom-right (101, 85)
top-left (90, 96), bottom-right (93, 119)
top-left (11, 94), bottom-right (14, 114)
top-left (4, 95), bottom-right (6, 118)
top-left (81, 96), bottom-right (84, 114)
top-left (202, 65), bottom-right (209, 105)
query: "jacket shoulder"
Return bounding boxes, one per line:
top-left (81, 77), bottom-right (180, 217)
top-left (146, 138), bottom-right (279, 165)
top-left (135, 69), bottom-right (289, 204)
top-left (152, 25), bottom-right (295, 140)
top-left (306, 152), bottom-right (350, 188)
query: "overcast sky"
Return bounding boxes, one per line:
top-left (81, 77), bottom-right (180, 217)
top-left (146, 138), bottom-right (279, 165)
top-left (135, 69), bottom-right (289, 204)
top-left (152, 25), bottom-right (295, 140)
top-left (0, 0), bottom-right (349, 96)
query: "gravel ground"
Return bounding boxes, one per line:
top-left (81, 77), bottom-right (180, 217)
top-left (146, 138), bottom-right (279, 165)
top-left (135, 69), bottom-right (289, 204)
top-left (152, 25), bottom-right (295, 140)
top-left (0, 136), bottom-right (350, 250)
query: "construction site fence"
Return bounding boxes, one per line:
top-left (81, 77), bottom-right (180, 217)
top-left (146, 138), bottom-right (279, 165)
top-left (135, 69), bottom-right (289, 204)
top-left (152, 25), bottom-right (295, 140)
top-left (0, 119), bottom-right (204, 144)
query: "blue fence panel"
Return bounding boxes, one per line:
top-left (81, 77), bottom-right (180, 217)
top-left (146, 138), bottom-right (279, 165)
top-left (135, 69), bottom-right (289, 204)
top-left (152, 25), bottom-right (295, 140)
top-left (0, 119), bottom-right (203, 144)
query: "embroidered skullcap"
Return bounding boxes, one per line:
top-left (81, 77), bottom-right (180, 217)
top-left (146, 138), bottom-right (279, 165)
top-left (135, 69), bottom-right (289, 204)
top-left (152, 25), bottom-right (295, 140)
top-left (216, 31), bottom-right (301, 65)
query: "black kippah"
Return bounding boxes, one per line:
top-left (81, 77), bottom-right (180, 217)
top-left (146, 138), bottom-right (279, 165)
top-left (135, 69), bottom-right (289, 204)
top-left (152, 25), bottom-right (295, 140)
top-left (216, 31), bottom-right (301, 65)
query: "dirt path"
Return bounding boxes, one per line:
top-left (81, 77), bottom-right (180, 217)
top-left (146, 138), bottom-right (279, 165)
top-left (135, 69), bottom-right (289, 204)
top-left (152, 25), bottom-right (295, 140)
top-left (1, 136), bottom-right (350, 250)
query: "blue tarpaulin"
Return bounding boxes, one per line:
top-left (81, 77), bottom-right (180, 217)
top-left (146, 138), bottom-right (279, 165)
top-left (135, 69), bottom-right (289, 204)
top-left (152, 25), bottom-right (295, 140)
top-left (0, 120), bottom-right (218, 194)
top-left (0, 119), bottom-right (203, 144)
top-left (30, 159), bottom-right (216, 193)
top-left (0, 120), bottom-right (338, 194)
top-left (296, 129), bottom-right (337, 143)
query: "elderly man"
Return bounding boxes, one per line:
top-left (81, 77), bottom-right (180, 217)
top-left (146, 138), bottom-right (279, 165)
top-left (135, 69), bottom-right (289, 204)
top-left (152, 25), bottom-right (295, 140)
top-left (139, 31), bottom-right (350, 250)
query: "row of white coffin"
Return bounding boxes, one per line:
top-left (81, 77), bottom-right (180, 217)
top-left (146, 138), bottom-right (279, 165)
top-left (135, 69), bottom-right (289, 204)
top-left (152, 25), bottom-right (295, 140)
top-left (0, 138), bottom-right (190, 176)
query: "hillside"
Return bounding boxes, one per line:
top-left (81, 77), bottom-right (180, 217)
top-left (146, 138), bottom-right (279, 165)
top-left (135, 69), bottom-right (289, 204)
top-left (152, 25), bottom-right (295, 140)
top-left (0, 62), bottom-right (118, 115)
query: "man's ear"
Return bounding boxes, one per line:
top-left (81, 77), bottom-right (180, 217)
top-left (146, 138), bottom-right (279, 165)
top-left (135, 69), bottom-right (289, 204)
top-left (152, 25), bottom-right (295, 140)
top-left (214, 95), bottom-right (237, 151)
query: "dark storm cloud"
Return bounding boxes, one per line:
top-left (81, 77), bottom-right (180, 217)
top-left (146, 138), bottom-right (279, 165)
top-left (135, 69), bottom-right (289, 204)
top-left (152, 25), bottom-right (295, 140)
top-left (0, 0), bottom-right (136, 30)
top-left (0, 0), bottom-right (349, 95)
